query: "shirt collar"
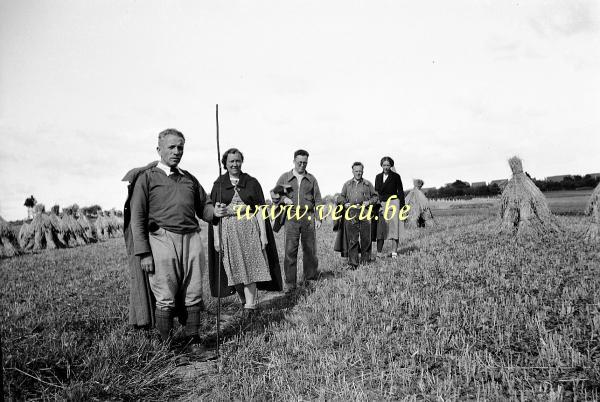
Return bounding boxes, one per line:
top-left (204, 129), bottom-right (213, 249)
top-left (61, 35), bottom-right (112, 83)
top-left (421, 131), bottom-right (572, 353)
top-left (353, 177), bottom-right (363, 184)
top-left (292, 168), bottom-right (305, 177)
top-left (288, 169), bottom-right (313, 183)
top-left (157, 160), bottom-right (182, 176)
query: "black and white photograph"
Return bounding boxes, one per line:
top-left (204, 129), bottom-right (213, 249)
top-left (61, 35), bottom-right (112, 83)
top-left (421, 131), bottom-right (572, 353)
top-left (1, 1), bottom-right (599, 399)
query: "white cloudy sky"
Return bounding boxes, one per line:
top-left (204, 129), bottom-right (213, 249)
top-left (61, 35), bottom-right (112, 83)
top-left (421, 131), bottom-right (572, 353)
top-left (0, 0), bottom-right (598, 220)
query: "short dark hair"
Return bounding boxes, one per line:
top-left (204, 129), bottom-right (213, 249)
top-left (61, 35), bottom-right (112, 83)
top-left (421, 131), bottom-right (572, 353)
top-left (222, 148), bottom-right (244, 170)
top-left (380, 156), bottom-right (394, 167)
top-left (352, 161), bottom-right (363, 169)
top-left (158, 128), bottom-right (185, 142)
top-left (294, 149), bottom-right (309, 158)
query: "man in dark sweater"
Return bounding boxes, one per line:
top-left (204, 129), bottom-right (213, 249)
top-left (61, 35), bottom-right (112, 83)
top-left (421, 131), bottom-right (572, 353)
top-left (130, 128), bottom-right (225, 343)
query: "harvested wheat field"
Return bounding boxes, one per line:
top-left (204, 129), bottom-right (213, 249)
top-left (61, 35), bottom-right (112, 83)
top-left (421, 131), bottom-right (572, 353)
top-left (1, 205), bottom-right (599, 400)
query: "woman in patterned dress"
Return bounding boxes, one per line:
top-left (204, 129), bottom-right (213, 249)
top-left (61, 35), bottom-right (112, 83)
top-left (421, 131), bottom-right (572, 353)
top-left (207, 148), bottom-right (283, 311)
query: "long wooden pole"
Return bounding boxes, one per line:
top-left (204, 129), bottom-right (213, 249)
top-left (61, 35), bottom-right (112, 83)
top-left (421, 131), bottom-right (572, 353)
top-left (216, 104), bottom-right (223, 358)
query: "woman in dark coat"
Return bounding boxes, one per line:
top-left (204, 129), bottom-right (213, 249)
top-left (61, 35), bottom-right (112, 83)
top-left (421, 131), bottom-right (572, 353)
top-left (207, 148), bottom-right (283, 310)
top-left (374, 156), bottom-right (405, 258)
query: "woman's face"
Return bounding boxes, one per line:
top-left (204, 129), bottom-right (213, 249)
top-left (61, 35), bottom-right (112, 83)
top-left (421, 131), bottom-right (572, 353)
top-left (226, 152), bottom-right (243, 175)
top-left (381, 160), bottom-right (391, 174)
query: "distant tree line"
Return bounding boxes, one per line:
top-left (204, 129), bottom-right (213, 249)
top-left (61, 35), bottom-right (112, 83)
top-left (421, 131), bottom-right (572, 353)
top-left (420, 175), bottom-right (600, 199)
top-left (422, 180), bottom-right (502, 199)
top-left (532, 175), bottom-right (600, 192)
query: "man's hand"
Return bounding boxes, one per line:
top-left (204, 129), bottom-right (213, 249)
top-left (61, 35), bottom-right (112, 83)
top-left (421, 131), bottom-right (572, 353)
top-left (214, 202), bottom-right (228, 218)
top-left (282, 196), bottom-right (294, 205)
top-left (344, 202), bottom-right (351, 208)
top-left (315, 219), bottom-right (322, 230)
top-left (140, 253), bottom-right (154, 273)
top-left (362, 201), bottom-right (370, 207)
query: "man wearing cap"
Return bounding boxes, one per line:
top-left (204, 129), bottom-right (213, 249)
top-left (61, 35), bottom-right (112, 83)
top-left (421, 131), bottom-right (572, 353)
top-left (272, 149), bottom-right (323, 292)
top-left (129, 128), bottom-right (226, 344)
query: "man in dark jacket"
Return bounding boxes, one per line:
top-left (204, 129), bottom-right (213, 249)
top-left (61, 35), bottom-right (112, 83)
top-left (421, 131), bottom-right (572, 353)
top-left (129, 128), bottom-right (225, 343)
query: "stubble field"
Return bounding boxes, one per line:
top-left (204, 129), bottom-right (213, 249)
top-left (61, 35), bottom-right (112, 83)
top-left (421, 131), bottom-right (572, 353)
top-left (1, 194), bottom-right (599, 400)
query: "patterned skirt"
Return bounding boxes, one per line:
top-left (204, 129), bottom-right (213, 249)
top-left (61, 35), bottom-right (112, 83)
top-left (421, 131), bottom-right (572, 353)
top-left (221, 215), bottom-right (272, 286)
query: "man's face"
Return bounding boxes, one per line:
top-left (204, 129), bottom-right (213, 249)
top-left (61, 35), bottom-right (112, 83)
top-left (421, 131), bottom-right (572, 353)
top-left (352, 165), bottom-right (363, 181)
top-left (381, 161), bottom-right (391, 174)
top-left (294, 155), bottom-right (308, 174)
top-left (157, 135), bottom-right (185, 168)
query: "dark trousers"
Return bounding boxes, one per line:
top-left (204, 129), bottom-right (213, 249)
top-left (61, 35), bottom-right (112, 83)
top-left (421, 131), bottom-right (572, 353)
top-left (345, 218), bottom-right (372, 267)
top-left (284, 215), bottom-right (318, 285)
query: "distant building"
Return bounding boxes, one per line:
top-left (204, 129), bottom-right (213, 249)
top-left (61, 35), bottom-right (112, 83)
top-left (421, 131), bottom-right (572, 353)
top-left (545, 174), bottom-right (571, 183)
top-left (444, 181), bottom-right (470, 187)
top-left (588, 173), bottom-right (600, 179)
top-left (471, 181), bottom-right (486, 187)
top-left (490, 179), bottom-right (508, 189)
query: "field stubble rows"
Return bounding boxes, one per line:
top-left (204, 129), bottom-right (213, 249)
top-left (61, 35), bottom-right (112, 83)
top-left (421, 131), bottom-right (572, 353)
top-left (191, 211), bottom-right (600, 400)
top-left (1, 205), bottom-right (599, 400)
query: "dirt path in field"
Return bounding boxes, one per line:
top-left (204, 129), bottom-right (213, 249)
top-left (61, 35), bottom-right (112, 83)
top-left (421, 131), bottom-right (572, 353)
top-left (173, 289), bottom-right (290, 382)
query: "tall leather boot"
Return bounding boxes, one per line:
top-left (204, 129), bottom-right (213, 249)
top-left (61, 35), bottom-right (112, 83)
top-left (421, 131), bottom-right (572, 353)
top-left (184, 305), bottom-right (202, 340)
top-left (154, 308), bottom-right (173, 341)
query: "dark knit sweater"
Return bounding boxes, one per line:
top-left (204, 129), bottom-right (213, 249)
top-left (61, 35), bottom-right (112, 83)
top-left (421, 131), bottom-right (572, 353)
top-left (130, 167), bottom-right (214, 255)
